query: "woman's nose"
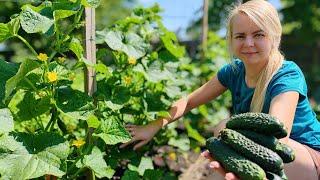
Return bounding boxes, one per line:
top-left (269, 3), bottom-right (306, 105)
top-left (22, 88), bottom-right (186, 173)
top-left (244, 37), bottom-right (254, 47)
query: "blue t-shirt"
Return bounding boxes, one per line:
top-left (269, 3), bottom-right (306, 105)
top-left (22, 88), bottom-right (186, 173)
top-left (217, 59), bottom-right (320, 151)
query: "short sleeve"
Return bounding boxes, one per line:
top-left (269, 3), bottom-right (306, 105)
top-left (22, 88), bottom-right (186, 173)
top-left (269, 65), bottom-right (307, 100)
top-left (217, 63), bottom-right (233, 88)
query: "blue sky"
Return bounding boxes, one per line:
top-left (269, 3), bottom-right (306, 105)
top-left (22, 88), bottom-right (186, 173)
top-left (137, 0), bottom-right (282, 40)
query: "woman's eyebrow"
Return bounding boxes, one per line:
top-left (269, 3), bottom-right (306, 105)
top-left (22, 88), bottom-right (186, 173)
top-left (233, 30), bottom-right (264, 36)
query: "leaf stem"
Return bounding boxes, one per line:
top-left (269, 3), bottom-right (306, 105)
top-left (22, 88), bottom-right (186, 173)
top-left (15, 35), bottom-right (38, 57)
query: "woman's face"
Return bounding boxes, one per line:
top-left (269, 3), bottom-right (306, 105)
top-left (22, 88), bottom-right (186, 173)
top-left (231, 13), bottom-right (272, 66)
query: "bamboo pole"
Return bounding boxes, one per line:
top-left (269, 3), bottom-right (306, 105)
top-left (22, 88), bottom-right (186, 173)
top-left (85, 7), bottom-right (96, 96)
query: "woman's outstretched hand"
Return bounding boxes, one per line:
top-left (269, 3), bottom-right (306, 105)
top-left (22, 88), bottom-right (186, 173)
top-left (120, 119), bottom-right (163, 150)
top-left (201, 150), bottom-right (239, 180)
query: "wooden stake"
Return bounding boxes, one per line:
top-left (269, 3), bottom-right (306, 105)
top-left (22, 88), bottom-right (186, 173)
top-left (85, 7), bottom-right (96, 96)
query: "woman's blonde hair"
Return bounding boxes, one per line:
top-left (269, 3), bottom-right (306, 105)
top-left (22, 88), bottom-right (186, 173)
top-left (226, 0), bottom-right (284, 112)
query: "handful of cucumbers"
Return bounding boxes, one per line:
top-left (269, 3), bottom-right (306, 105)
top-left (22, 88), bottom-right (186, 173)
top-left (206, 113), bottom-right (295, 180)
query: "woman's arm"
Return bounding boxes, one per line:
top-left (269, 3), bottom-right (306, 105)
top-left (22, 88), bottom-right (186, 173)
top-left (120, 75), bottom-right (227, 150)
top-left (161, 75), bottom-right (227, 126)
top-left (268, 91), bottom-right (299, 142)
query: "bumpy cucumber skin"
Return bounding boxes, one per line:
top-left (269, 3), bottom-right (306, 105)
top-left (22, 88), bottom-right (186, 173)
top-left (275, 143), bottom-right (295, 163)
top-left (220, 129), bottom-right (284, 173)
top-left (236, 130), bottom-right (279, 149)
top-left (206, 137), bottom-right (266, 180)
top-left (226, 113), bottom-right (287, 138)
top-left (236, 130), bottom-right (295, 163)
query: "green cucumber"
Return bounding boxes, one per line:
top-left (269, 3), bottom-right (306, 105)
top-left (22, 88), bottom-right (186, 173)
top-left (206, 137), bottom-right (266, 180)
top-left (226, 113), bottom-right (287, 138)
top-left (220, 128), bottom-right (284, 173)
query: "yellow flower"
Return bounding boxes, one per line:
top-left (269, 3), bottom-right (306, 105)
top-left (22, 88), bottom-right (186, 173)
top-left (72, 139), bottom-right (85, 148)
top-left (168, 152), bottom-right (177, 161)
top-left (57, 57), bottom-right (66, 64)
top-left (128, 56), bottom-right (137, 65)
top-left (47, 72), bottom-right (58, 83)
top-left (124, 76), bottom-right (132, 85)
top-left (37, 53), bottom-right (48, 62)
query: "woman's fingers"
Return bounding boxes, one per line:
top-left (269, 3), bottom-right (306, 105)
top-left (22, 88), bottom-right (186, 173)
top-left (201, 150), bottom-right (214, 161)
top-left (133, 140), bottom-right (149, 150)
top-left (119, 137), bottom-right (137, 148)
top-left (225, 172), bottom-right (239, 180)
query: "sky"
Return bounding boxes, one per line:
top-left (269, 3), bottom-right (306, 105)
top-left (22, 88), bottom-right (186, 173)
top-left (137, 0), bottom-right (282, 40)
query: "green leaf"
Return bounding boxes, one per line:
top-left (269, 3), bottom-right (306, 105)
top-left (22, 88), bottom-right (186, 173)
top-left (128, 157), bottom-right (154, 176)
top-left (143, 169), bottom-right (164, 180)
top-left (5, 59), bottom-right (40, 100)
top-left (8, 90), bottom-right (51, 122)
top-left (121, 170), bottom-right (140, 180)
top-left (76, 146), bottom-right (115, 178)
top-left (7, 17), bottom-right (20, 35)
top-left (165, 85), bottom-right (181, 98)
top-left (93, 117), bottom-right (131, 145)
top-left (168, 136), bottom-right (190, 151)
top-left (20, 7), bottom-right (54, 34)
top-left (0, 59), bottom-right (19, 107)
top-left (0, 23), bottom-right (12, 42)
top-left (0, 108), bottom-right (14, 135)
top-left (69, 37), bottom-right (84, 60)
top-left (146, 61), bottom-right (172, 83)
top-left (157, 111), bottom-right (171, 119)
top-left (53, 10), bottom-right (77, 21)
top-left (81, 0), bottom-right (101, 8)
top-left (52, 0), bottom-right (81, 11)
top-left (104, 30), bottom-right (147, 59)
top-left (0, 132), bottom-right (69, 179)
top-left (56, 87), bottom-right (94, 120)
top-left (87, 114), bottom-right (101, 128)
top-left (160, 31), bottom-right (185, 58)
top-left (184, 120), bottom-right (206, 145)
top-left (105, 100), bottom-right (123, 111)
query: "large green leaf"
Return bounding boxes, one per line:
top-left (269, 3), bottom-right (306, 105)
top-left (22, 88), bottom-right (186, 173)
top-left (7, 17), bottom-right (21, 35)
top-left (121, 170), bottom-right (140, 180)
top-left (53, 10), bottom-right (77, 21)
top-left (69, 37), bottom-right (83, 60)
top-left (104, 30), bottom-right (148, 59)
top-left (56, 87), bottom-right (94, 120)
top-left (0, 132), bottom-right (69, 179)
top-left (76, 146), bottom-right (114, 178)
top-left (20, 7), bottom-right (54, 34)
top-left (0, 23), bottom-right (12, 42)
top-left (146, 61), bottom-right (172, 83)
top-left (93, 117), bottom-right (131, 145)
top-left (8, 90), bottom-right (51, 122)
top-left (0, 108), bottom-right (14, 135)
top-left (160, 30), bottom-right (185, 58)
top-left (5, 59), bottom-right (40, 101)
top-left (168, 136), bottom-right (190, 151)
top-left (128, 157), bottom-right (154, 176)
top-left (0, 59), bottom-right (19, 107)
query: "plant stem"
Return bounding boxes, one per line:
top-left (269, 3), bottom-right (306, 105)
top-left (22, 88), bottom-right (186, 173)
top-left (15, 35), bottom-right (38, 57)
top-left (23, 77), bottom-right (37, 92)
top-left (45, 107), bottom-right (57, 132)
top-left (35, 116), bottom-right (44, 130)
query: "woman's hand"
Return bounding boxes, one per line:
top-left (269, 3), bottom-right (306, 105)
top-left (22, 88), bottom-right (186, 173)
top-left (201, 150), bottom-right (239, 180)
top-left (120, 119), bottom-right (163, 150)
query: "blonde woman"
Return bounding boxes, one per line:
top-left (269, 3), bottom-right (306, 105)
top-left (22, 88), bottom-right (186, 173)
top-left (121, 0), bottom-right (320, 179)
